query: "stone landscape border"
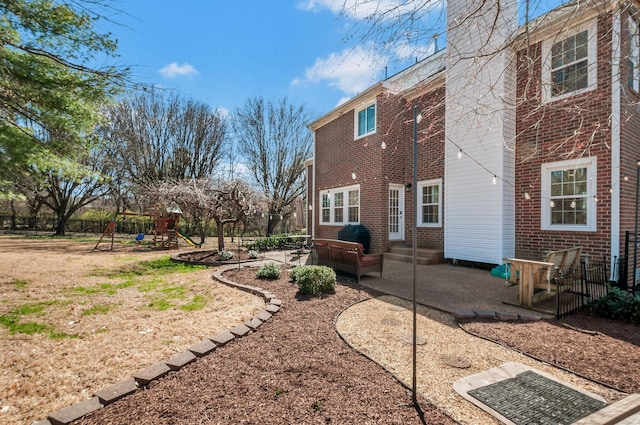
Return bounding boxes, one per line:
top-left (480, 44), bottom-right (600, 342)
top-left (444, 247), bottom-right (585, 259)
top-left (33, 264), bottom-right (281, 425)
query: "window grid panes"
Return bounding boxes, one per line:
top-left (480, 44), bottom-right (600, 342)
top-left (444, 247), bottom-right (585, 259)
top-left (334, 192), bottom-right (344, 223)
top-left (321, 193), bottom-right (330, 223)
top-left (389, 189), bottom-right (399, 233)
top-left (551, 30), bottom-right (589, 96)
top-left (348, 190), bottom-right (359, 223)
top-left (319, 186), bottom-right (360, 225)
top-left (421, 185), bottom-right (440, 224)
top-left (550, 167), bottom-right (588, 225)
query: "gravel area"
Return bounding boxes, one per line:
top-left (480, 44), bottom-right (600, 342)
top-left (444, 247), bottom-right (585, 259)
top-left (335, 295), bottom-right (626, 425)
top-left (77, 266), bottom-right (455, 425)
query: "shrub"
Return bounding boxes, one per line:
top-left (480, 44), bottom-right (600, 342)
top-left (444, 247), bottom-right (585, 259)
top-left (248, 250), bottom-right (260, 259)
top-left (219, 250), bottom-right (234, 261)
top-left (257, 263), bottom-right (281, 280)
top-left (590, 286), bottom-right (640, 322)
top-left (290, 265), bottom-right (336, 295)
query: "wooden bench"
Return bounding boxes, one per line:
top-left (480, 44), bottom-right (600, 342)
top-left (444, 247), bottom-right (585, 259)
top-left (503, 247), bottom-right (582, 308)
top-left (312, 239), bottom-right (383, 283)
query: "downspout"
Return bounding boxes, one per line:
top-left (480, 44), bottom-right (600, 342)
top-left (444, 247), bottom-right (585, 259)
top-left (611, 8), bottom-right (621, 280)
top-left (311, 132), bottom-right (316, 241)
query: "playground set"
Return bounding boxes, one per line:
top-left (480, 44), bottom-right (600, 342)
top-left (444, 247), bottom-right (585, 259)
top-left (93, 211), bottom-right (200, 251)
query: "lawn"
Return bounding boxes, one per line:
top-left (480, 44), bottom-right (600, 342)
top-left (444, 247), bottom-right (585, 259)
top-left (0, 235), bottom-right (263, 424)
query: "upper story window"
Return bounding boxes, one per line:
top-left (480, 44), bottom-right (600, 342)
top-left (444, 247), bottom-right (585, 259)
top-left (417, 179), bottom-right (442, 227)
top-left (541, 157), bottom-right (597, 232)
top-left (629, 13), bottom-right (640, 92)
top-left (320, 185), bottom-right (360, 225)
top-left (355, 102), bottom-right (376, 139)
top-left (542, 21), bottom-right (597, 102)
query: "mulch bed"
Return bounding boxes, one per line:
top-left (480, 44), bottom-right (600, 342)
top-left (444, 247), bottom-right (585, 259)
top-left (458, 311), bottom-right (640, 394)
top-left (77, 267), bottom-right (455, 425)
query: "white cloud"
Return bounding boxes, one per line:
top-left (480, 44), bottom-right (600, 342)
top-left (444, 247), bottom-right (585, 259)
top-left (297, 0), bottom-right (412, 20)
top-left (336, 96), bottom-right (352, 106)
top-left (301, 45), bottom-right (387, 96)
top-left (159, 62), bottom-right (199, 78)
top-left (216, 107), bottom-right (230, 118)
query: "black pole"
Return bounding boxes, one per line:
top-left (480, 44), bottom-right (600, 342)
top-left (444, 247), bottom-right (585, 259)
top-left (634, 161), bottom-right (640, 289)
top-left (412, 104), bottom-right (419, 406)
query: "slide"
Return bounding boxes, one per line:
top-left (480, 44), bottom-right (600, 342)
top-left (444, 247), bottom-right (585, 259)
top-left (177, 230), bottom-right (201, 248)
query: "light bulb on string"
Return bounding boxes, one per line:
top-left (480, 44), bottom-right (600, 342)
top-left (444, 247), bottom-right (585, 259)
top-left (550, 200), bottom-right (555, 208)
top-left (351, 172), bottom-right (357, 180)
top-left (381, 141), bottom-right (387, 150)
top-left (492, 175), bottom-right (497, 185)
top-left (524, 192), bottom-right (531, 200)
top-left (593, 196), bottom-right (598, 203)
top-left (609, 187), bottom-right (614, 193)
top-left (457, 149), bottom-right (463, 159)
top-left (570, 200), bottom-right (576, 209)
top-left (624, 175), bottom-right (629, 181)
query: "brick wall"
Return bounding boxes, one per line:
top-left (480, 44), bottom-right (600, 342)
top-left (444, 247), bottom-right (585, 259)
top-left (515, 13), bottom-right (614, 261)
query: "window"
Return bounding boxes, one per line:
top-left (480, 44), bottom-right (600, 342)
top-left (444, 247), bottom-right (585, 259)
top-left (417, 179), bottom-right (442, 227)
top-left (542, 21), bottom-right (597, 101)
top-left (355, 102), bottom-right (376, 138)
top-left (321, 193), bottom-right (330, 223)
top-left (541, 157), bottom-right (597, 231)
top-left (334, 192), bottom-right (344, 222)
top-left (319, 185), bottom-right (360, 225)
top-left (629, 14), bottom-right (640, 91)
top-left (348, 189), bottom-right (359, 222)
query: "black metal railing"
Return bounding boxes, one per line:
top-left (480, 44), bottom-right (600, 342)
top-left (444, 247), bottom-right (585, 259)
top-left (555, 258), bottom-right (611, 319)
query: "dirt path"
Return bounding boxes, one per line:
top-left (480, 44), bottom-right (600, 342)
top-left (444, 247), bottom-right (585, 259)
top-left (0, 235), bottom-right (263, 424)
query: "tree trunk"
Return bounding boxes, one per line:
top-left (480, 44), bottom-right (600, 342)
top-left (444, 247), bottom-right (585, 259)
top-left (54, 215), bottom-right (67, 236)
top-left (216, 221), bottom-right (225, 251)
top-left (267, 213), bottom-right (281, 235)
top-left (9, 200), bottom-right (17, 231)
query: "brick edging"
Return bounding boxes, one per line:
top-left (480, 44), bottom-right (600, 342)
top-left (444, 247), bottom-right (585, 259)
top-left (452, 310), bottom-right (543, 322)
top-left (35, 264), bottom-right (280, 425)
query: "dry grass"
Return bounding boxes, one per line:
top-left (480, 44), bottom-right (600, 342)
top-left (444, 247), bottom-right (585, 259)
top-left (0, 235), bottom-right (263, 424)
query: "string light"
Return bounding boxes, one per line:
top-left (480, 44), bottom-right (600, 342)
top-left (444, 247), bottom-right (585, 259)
top-left (381, 141), bottom-right (387, 150)
top-left (351, 172), bottom-right (357, 180)
top-left (624, 175), bottom-right (630, 181)
top-left (492, 175), bottom-right (497, 185)
top-left (457, 149), bottom-right (463, 159)
top-left (570, 200), bottom-right (576, 208)
top-left (524, 192), bottom-right (531, 200)
top-left (609, 187), bottom-right (614, 193)
top-left (550, 201), bottom-right (555, 208)
top-left (593, 196), bottom-right (599, 203)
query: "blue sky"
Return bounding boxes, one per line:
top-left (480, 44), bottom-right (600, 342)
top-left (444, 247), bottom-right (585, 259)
top-left (100, 1), bottom-right (406, 118)
top-left (100, 0), bottom-right (562, 119)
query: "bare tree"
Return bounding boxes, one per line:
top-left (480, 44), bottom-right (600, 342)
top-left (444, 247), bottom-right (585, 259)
top-left (40, 141), bottom-right (114, 236)
top-left (145, 178), bottom-right (262, 250)
top-left (102, 90), bottom-right (228, 186)
top-left (232, 96), bottom-right (313, 235)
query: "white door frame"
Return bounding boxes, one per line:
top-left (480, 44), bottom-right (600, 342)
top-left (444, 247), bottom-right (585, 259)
top-left (389, 184), bottom-right (405, 241)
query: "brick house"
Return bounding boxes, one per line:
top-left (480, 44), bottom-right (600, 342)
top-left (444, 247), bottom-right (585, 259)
top-left (307, 0), bottom-right (640, 273)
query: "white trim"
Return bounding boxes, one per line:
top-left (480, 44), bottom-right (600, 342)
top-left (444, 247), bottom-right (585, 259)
top-left (540, 157), bottom-right (597, 232)
top-left (629, 12), bottom-right (640, 92)
top-left (319, 184), bottom-right (360, 225)
top-left (417, 179), bottom-right (442, 228)
top-left (611, 9), bottom-right (621, 277)
top-left (353, 100), bottom-right (377, 140)
top-left (541, 19), bottom-right (598, 103)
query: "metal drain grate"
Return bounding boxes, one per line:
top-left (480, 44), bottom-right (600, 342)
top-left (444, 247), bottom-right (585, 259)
top-left (468, 370), bottom-right (606, 425)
